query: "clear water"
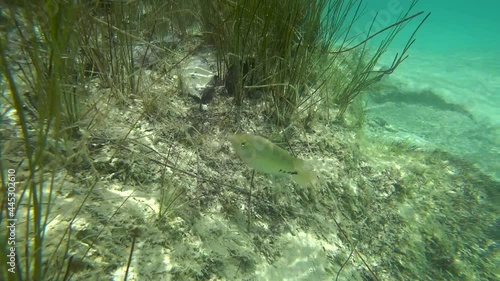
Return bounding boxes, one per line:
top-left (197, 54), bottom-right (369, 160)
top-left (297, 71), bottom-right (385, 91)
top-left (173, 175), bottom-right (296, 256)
top-left (348, 2), bottom-right (499, 280)
top-left (356, 0), bottom-right (500, 179)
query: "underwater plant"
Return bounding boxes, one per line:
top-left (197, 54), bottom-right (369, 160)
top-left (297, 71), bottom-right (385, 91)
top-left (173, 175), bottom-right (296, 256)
top-left (199, 0), bottom-right (429, 126)
top-left (0, 0), bottom-right (189, 279)
top-left (1, 1), bottom-right (84, 280)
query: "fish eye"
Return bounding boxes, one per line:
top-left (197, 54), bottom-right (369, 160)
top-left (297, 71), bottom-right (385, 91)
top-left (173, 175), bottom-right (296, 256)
top-left (240, 142), bottom-right (246, 147)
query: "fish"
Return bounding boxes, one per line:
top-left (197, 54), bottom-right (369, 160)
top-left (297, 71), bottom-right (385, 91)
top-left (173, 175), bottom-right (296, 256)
top-left (229, 134), bottom-right (317, 187)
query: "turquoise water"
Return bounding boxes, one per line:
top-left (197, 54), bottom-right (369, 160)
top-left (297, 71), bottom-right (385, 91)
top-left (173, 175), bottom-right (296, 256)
top-left (406, 0), bottom-right (499, 53)
top-left (356, 0), bottom-right (500, 52)
top-left (353, 0), bottom-right (500, 179)
top-left (346, 2), bottom-right (499, 280)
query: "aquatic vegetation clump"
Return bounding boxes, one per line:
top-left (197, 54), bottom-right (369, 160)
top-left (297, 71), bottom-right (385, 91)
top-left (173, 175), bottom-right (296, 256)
top-left (1, 2), bottom-right (85, 280)
top-left (199, 0), bottom-right (429, 125)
